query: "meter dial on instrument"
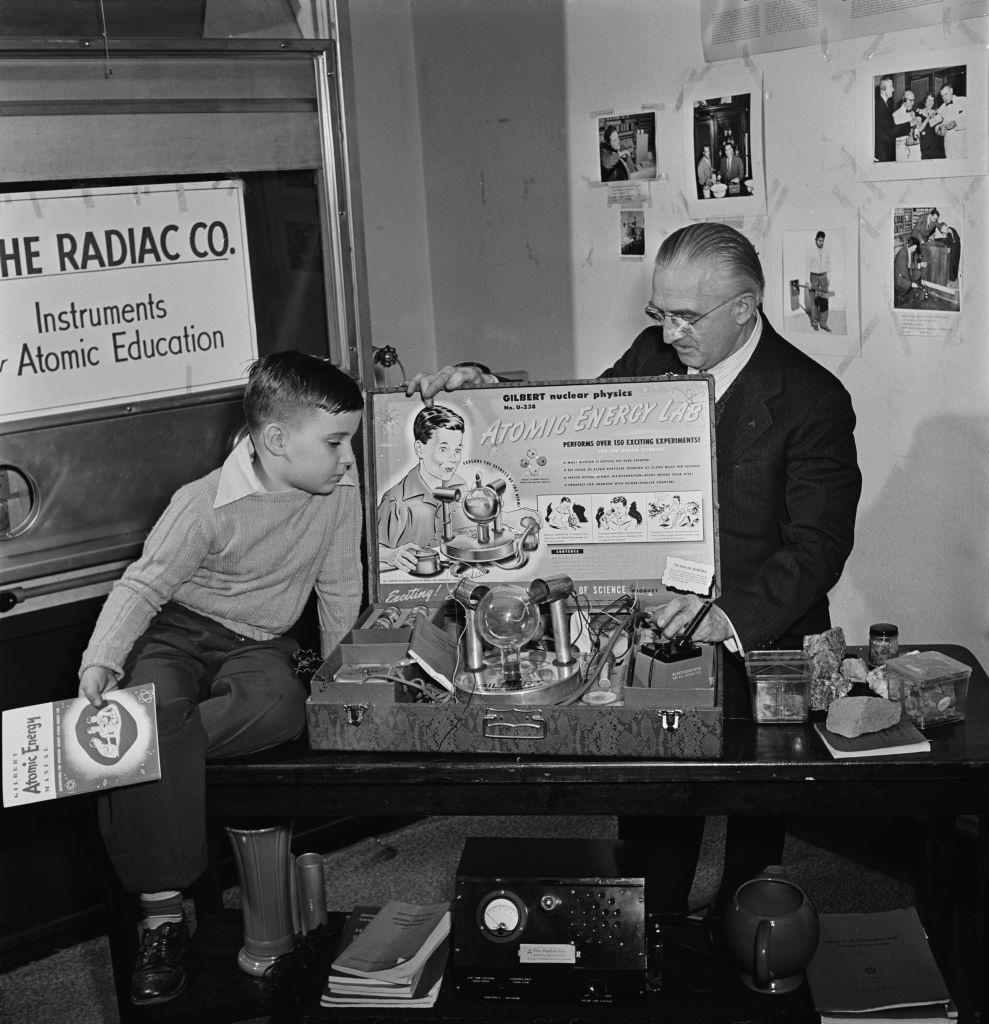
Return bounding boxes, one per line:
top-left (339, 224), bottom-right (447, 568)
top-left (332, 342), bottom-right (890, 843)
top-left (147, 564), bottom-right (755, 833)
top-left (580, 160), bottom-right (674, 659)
top-left (477, 890), bottom-right (527, 942)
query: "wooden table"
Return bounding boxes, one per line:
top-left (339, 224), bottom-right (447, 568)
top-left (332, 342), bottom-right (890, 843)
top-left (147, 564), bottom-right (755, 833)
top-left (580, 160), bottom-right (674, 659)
top-left (106, 645), bottom-right (988, 1022)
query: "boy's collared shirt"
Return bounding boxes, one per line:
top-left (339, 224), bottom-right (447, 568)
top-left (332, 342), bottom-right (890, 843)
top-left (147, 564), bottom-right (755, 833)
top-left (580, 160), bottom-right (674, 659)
top-left (213, 436), bottom-right (356, 509)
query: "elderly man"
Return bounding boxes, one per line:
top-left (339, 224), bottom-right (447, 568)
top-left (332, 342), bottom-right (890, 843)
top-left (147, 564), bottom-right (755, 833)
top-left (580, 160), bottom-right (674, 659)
top-left (408, 222), bottom-right (862, 915)
top-left (874, 75), bottom-right (912, 161)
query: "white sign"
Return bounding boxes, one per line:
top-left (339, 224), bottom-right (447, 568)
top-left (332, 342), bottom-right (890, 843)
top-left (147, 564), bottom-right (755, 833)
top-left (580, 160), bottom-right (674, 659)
top-left (0, 180), bottom-right (258, 424)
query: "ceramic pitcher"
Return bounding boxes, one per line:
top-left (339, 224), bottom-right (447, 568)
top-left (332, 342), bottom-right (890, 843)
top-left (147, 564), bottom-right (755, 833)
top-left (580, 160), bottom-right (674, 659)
top-left (721, 864), bottom-right (819, 994)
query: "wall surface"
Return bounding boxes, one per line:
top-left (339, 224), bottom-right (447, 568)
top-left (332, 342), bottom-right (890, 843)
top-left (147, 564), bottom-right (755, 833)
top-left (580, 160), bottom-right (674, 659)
top-left (346, 0), bottom-right (989, 665)
top-left (347, 0), bottom-right (438, 387)
top-left (410, 0), bottom-right (573, 382)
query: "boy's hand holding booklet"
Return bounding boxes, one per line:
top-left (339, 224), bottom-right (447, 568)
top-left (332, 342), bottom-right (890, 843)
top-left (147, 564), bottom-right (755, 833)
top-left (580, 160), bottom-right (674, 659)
top-left (3, 686), bottom-right (160, 807)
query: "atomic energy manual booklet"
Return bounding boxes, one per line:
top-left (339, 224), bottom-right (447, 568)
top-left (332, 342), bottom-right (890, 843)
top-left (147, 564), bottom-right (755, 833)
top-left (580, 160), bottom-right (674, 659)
top-left (2, 685), bottom-right (160, 807)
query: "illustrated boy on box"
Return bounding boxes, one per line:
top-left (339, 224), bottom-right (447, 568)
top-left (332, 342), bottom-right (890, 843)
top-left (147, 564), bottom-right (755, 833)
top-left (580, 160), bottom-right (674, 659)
top-left (77, 351), bottom-right (364, 1005)
top-left (376, 404), bottom-right (466, 572)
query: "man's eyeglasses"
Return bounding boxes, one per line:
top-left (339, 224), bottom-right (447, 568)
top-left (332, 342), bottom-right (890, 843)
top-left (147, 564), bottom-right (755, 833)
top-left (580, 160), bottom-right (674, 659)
top-left (644, 293), bottom-right (743, 333)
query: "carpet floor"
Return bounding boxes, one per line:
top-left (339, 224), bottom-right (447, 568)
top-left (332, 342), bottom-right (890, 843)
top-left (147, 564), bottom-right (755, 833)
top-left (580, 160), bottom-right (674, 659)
top-left (0, 815), bottom-right (918, 1024)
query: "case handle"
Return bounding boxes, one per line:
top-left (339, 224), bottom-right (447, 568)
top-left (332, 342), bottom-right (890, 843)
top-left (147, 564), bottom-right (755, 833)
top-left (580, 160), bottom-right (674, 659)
top-left (482, 710), bottom-right (547, 739)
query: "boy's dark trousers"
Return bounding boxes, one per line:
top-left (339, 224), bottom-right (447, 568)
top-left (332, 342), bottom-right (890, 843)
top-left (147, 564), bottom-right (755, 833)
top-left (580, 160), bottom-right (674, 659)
top-left (97, 602), bottom-right (306, 894)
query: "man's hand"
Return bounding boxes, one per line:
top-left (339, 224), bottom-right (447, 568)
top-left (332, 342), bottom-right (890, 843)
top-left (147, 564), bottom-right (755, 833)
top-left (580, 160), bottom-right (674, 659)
top-left (404, 364), bottom-right (498, 404)
top-left (650, 594), bottom-right (732, 644)
top-left (79, 665), bottom-right (118, 708)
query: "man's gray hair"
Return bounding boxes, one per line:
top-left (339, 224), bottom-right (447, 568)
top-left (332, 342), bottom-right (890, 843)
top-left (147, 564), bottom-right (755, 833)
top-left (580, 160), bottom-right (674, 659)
top-left (655, 222), bottom-right (765, 301)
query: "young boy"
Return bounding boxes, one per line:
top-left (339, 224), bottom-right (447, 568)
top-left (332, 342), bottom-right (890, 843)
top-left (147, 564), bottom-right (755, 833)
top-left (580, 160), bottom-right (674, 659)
top-left (78, 351), bottom-right (364, 1005)
top-left (376, 403), bottom-right (466, 572)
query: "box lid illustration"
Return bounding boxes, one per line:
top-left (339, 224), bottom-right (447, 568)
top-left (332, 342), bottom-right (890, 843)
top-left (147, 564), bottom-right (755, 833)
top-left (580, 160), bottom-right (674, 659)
top-left (365, 376), bottom-right (720, 610)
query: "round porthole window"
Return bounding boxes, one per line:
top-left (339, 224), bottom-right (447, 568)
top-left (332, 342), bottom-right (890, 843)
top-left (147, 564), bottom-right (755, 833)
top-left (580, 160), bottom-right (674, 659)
top-left (0, 465), bottom-right (41, 539)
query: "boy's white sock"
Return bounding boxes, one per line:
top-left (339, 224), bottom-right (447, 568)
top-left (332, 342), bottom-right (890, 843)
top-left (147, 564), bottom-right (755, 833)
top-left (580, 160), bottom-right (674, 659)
top-left (139, 889), bottom-right (184, 931)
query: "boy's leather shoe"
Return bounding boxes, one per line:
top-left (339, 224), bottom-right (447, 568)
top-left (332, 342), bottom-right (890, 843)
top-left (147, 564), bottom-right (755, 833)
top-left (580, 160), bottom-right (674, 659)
top-left (131, 920), bottom-right (188, 1005)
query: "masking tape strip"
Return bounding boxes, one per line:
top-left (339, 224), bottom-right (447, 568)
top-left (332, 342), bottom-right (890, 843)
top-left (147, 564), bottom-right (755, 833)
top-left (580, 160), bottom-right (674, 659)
top-left (82, 189), bottom-right (95, 208)
top-left (859, 212), bottom-right (881, 240)
top-left (838, 146), bottom-right (885, 200)
top-left (740, 45), bottom-right (767, 98)
top-left (895, 314), bottom-right (913, 357)
top-left (590, 108), bottom-right (615, 119)
top-left (641, 103), bottom-right (665, 112)
top-left (831, 186), bottom-right (857, 215)
top-left (832, 68), bottom-right (857, 95)
top-left (861, 34), bottom-right (884, 61)
top-left (820, 28), bottom-right (831, 62)
top-left (862, 314), bottom-right (881, 348)
top-left (673, 65), bottom-right (709, 113)
top-left (30, 193), bottom-right (42, 219)
top-left (941, 6), bottom-right (953, 36)
top-left (961, 175), bottom-right (984, 205)
top-left (940, 321), bottom-right (961, 347)
top-left (768, 183), bottom-right (788, 221)
top-left (837, 145), bottom-right (859, 177)
top-left (176, 185), bottom-right (188, 213)
top-left (957, 16), bottom-right (981, 43)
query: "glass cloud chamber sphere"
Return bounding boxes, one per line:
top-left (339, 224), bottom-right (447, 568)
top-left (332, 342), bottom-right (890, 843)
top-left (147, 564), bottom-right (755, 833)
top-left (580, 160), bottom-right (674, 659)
top-left (476, 585), bottom-right (540, 685)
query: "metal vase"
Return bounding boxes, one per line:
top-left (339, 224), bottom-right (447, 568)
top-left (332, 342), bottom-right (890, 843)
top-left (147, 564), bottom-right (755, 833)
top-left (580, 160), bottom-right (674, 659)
top-left (226, 823), bottom-right (296, 976)
top-left (295, 852), bottom-right (328, 934)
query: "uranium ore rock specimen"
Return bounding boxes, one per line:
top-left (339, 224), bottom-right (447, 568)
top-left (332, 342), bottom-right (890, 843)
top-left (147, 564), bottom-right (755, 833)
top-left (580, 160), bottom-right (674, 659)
top-left (804, 627), bottom-right (849, 711)
top-left (825, 695), bottom-right (902, 738)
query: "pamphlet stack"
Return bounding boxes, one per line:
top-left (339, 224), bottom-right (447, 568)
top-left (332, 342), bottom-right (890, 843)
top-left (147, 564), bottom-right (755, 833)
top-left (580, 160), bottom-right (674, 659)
top-left (320, 900), bottom-right (450, 1009)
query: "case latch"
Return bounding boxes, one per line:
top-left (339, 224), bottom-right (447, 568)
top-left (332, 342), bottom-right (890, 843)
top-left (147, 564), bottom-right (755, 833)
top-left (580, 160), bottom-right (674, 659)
top-left (659, 709), bottom-right (683, 732)
top-left (344, 702), bottom-right (370, 726)
top-left (482, 708), bottom-right (547, 740)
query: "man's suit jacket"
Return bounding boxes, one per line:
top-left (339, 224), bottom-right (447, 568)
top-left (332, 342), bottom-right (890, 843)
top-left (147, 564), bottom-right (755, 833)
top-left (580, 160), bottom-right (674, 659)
top-left (875, 92), bottom-right (911, 161)
top-left (602, 316), bottom-right (861, 649)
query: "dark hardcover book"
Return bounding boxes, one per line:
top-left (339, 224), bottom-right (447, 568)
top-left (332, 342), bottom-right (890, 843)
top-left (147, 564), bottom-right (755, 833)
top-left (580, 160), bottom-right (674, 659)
top-left (814, 719), bottom-right (930, 759)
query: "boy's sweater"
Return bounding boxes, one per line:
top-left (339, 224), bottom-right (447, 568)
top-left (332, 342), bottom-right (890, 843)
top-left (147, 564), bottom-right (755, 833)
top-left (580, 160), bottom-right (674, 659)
top-left (81, 457), bottom-right (362, 679)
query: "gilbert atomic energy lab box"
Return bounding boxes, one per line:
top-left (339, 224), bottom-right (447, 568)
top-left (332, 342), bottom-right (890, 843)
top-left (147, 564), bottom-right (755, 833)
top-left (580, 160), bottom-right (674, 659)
top-left (306, 376), bottom-right (724, 759)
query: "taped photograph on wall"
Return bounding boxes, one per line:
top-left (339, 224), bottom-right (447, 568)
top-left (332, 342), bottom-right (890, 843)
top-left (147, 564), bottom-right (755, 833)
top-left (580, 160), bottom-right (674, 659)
top-left (770, 209), bottom-right (861, 361)
top-left (857, 45), bottom-right (987, 181)
top-left (620, 210), bottom-right (646, 258)
top-left (682, 66), bottom-right (765, 220)
top-left (597, 112), bottom-right (657, 184)
top-left (891, 201), bottom-right (962, 337)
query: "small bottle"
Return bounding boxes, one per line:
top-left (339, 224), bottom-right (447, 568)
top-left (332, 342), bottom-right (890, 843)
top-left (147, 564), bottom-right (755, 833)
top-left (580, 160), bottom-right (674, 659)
top-left (868, 623), bottom-right (899, 668)
top-left (371, 605), bottom-right (402, 629)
